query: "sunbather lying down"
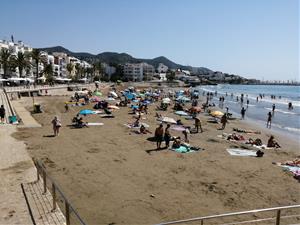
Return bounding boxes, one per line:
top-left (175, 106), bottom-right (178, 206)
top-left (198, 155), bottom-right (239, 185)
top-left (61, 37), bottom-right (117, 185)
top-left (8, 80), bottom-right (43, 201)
top-left (273, 158), bottom-right (300, 167)
top-left (71, 116), bottom-right (88, 128)
top-left (170, 137), bottom-right (202, 152)
top-left (233, 128), bottom-right (261, 134)
top-left (226, 133), bottom-right (245, 141)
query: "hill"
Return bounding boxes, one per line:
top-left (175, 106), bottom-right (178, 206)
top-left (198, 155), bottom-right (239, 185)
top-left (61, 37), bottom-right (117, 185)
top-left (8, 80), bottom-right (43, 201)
top-left (39, 46), bottom-right (212, 73)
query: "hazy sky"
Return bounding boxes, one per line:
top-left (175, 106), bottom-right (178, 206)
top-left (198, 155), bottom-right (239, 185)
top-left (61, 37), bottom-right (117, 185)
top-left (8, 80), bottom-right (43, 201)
top-left (1, 0), bottom-right (299, 80)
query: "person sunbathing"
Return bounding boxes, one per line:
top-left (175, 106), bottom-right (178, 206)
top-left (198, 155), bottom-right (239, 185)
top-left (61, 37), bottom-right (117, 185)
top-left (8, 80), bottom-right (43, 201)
top-left (267, 135), bottom-right (281, 148)
top-left (246, 138), bottom-right (262, 146)
top-left (139, 125), bottom-right (151, 134)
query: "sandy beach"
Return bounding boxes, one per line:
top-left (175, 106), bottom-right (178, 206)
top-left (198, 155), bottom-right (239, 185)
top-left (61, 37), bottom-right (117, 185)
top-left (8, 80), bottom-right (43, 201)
top-left (12, 84), bottom-right (300, 225)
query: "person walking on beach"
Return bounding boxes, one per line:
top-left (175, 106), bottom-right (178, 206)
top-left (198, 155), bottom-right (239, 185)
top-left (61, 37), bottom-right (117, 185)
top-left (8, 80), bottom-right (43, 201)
top-left (0, 105), bottom-right (5, 124)
top-left (266, 112), bottom-right (272, 129)
top-left (194, 116), bottom-right (203, 133)
top-left (155, 124), bottom-right (164, 149)
top-left (241, 107), bottom-right (246, 119)
top-left (51, 116), bottom-right (61, 136)
top-left (272, 104), bottom-right (275, 115)
top-left (164, 124), bottom-right (171, 148)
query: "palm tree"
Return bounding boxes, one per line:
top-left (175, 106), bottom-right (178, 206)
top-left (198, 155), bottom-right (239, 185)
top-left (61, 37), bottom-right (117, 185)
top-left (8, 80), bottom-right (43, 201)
top-left (14, 52), bottom-right (30, 77)
top-left (0, 48), bottom-right (12, 79)
top-left (66, 63), bottom-right (74, 78)
top-left (31, 48), bottom-right (43, 84)
top-left (43, 63), bottom-right (54, 84)
top-left (74, 64), bottom-right (81, 81)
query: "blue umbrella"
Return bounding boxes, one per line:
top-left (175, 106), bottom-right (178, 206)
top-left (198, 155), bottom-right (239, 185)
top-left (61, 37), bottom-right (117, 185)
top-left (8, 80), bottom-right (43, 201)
top-left (79, 109), bottom-right (96, 115)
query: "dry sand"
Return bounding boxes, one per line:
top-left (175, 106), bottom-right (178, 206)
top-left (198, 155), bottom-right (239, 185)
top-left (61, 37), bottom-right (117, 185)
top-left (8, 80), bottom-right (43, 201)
top-left (12, 84), bottom-right (300, 225)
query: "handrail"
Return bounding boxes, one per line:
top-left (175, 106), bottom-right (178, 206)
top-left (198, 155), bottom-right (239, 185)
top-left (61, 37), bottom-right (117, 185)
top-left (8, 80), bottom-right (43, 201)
top-left (34, 159), bottom-right (88, 225)
top-left (156, 205), bottom-right (300, 225)
top-left (3, 89), bottom-right (15, 116)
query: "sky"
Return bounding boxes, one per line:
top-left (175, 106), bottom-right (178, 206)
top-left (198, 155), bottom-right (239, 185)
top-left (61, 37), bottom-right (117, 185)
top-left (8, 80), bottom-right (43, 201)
top-left (0, 0), bottom-right (299, 80)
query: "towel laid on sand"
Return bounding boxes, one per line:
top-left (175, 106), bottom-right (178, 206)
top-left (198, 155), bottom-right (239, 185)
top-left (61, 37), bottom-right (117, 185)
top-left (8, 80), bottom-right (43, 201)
top-left (227, 148), bottom-right (257, 157)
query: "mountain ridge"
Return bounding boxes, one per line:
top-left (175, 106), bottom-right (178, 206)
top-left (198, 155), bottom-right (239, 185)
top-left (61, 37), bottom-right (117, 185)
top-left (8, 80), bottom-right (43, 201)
top-left (39, 46), bottom-right (212, 74)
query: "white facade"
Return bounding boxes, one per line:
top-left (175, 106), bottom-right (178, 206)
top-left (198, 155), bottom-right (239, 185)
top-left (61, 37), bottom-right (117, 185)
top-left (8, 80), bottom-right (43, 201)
top-left (124, 63), bottom-right (155, 81)
top-left (157, 63), bottom-right (168, 73)
top-left (124, 63), bottom-right (144, 81)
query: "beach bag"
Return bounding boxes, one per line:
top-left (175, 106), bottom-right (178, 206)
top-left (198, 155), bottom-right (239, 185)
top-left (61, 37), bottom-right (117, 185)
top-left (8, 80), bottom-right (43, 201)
top-left (56, 121), bottom-right (62, 127)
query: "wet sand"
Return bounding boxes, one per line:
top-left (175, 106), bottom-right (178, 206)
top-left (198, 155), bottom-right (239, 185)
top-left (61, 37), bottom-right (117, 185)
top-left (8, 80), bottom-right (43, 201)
top-left (13, 84), bottom-right (300, 225)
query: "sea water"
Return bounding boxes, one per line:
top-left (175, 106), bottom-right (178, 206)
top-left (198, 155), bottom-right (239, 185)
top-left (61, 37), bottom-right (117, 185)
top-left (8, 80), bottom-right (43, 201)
top-left (196, 84), bottom-right (300, 137)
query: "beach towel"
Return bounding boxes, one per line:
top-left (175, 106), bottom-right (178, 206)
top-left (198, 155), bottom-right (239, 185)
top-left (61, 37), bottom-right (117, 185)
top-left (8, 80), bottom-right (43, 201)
top-left (227, 148), bottom-right (257, 157)
top-left (171, 146), bottom-right (195, 153)
top-left (86, 122), bottom-right (104, 126)
top-left (124, 123), bottom-right (149, 129)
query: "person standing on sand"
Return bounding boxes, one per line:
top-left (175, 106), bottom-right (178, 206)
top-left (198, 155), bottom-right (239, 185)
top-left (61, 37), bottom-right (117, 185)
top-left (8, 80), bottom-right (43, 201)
top-left (267, 112), bottom-right (272, 128)
top-left (155, 124), bottom-right (164, 149)
top-left (220, 114), bottom-right (228, 130)
top-left (241, 107), bottom-right (246, 119)
top-left (0, 105), bottom-right (5, 124)
top-left (164, 124), bottom-right (171, 148)
top-left (51, 116), bottom-right (61, 136)
top-left (194, 116), bottom-right (203, 133)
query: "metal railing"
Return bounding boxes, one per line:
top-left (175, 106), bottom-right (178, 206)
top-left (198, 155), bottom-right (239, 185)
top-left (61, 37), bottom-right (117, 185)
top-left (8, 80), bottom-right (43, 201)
top-left (4, 83), bottom-right (94, 93)
top-left (156, 205), bottom-right (300, 225)
top-left (34, 159), bottom-right (87, 225)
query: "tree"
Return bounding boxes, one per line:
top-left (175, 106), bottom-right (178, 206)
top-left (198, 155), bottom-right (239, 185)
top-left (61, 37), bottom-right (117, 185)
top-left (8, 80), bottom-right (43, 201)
top-left (43, 63), bottom-right (54, 84)
top-left (31, 49), bottom-right (43, 84)
top-left (14, 52), bottom-right (30, 77)
top-left (74, 64), bottom-right (81, 81)
top-left (66, 63), bottom-right (74, 78)
top-left (166, 70), bottom-right (175, 82)
top-left (0, 48), bottom-right (12, 79)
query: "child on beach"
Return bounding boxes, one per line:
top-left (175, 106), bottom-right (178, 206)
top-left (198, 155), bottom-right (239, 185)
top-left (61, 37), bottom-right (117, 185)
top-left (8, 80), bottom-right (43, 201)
top-left (51, 116), bottom-right (61, 136)
top-left (241, 107), bottom-right (246, 119)
top-left (194, 117), bottom-right (203, 133)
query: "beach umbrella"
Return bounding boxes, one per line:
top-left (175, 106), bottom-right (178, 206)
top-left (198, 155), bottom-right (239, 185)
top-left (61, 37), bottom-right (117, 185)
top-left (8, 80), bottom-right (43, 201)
top-left (176, 96), bottom-right (190, 102)
top-left (125, 93), bottom-right (135, 100)
top-left (109, 91), bottom-right (118, 98)
top-left (175, 111), bottom-right (189, 116)
top-left (160, 117), bottom-right (177, 124)
top-left (211, 111), bottom-right (224, 117)
top-left (79, 109), bottom-right (96, 115)
top-left (162, 97), bottom-right (171, 104)
top-left (93, 91), bottom-right (102, 96)
top-left (131, 105), bottom-right (139, 109)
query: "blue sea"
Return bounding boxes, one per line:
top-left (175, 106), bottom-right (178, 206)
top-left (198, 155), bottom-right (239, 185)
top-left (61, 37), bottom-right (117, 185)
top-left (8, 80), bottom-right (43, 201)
top-left (196, 84), bottom-right (300, 137)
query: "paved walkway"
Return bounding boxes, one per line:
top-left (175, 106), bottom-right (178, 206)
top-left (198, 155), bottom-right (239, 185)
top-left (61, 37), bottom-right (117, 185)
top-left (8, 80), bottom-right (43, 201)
top-left (12, 101), bottom-right (41, 128)
top-left (0, 125), bottom-right (36, 225)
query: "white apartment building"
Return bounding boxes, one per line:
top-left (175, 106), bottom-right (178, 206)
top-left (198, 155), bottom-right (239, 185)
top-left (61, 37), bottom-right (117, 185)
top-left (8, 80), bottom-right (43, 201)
top-left (123, 63), bottom-right (143, 81)
top-left (123, 63), bottom-right (155, 81)
top-left (157, 63), bottom-right (168, 73)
